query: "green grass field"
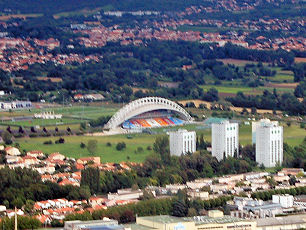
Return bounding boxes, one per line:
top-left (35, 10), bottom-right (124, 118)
top-left (0, 118), bottom-right (81, 127)
top-left (175, 25), bottom-right (252, 33)
top-left (201, 85), bottom-right (260, 95)
top-left (0, 105), bottom-right (120, 128)
top-left (16, 133), bottom-right (155, 163)
top-left (201, 84), bottom-right (294, 96)
top-left (15, 124), bottom-right (305, 163)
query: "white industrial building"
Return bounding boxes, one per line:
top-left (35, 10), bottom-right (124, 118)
top-left (0, 101), bottom-right (32, 110)
top-left (252, 119), bottom-right (279, 144)
top-left (272, 194), bottom-right (294, 208)
top-left (212, 120), bottom-right (239, 161)
top-left (255, 120), bottom-right (283, 168)
top-left (169, 129), bottom-right (196, 156)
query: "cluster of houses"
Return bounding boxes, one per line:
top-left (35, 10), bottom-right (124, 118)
top-left (147, 169), bottom-right (306, 200)
top-left (0, 146), bottom-right (135, 187)
top-left (0, 37), bottom-right (101, 71)
top-left (31, 188), bottom-right (143, 225)
top-left (1, 143), bottom-right (305, 225)
top-left (0, 0), bottom-right (305, 73)
top-left (0, 188), bottom-right (143, 225)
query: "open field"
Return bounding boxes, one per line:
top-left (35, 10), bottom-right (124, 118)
top-left (269, 74), bottom-right (294, 83)
top-left (16, 133), bottom-right (155, 163)
top-left (53, 6), bottom-right (113, 18)
top-left (0, 117), bottom-right (81, 127)
top-left (0, 105), bottom-right (119, 120)
top-left (200, 84), bottom-right (294, 97)
top-left (15, 123), bottom-right (305, 162)
top-left (217, 59), bottom-right (262, 66)
top-left (179, 99), bottom-right (281, 114)
top-left (0, 13), bottom-right (43, 20)
top-left (201, 85), bottom-right (258, 95)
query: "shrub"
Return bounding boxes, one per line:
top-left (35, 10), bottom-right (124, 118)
top-left (43, 140), bottom-right (53, 145)
top-left (13, 133), bottom-right (24, 138)
top-left (116, 142), bottom-right (126, 151)
top-left (106, 142), bottom-right (112, 147)
top-left (29, 133), bottom-right (38, 138)
top-left (55, 138), bottom-right (65, 144)
top-left (80, 142), bottom-right (86, 148)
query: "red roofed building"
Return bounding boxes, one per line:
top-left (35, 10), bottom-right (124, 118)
top-left (77, 157), bottom-right (100, 165)
top-left (48, 152), bottom-right (65, 161)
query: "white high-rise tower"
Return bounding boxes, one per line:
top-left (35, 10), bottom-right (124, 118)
top-left (252, 119), bottom-right (279, 144)
top-left (256, 121), bottom-right (283, 167)
top-left (212, 120), bottom-right (239, 161)
top-left (169, 129), bottom-right (196, 156)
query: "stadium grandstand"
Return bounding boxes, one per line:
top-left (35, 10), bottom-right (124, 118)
top-left (104, 97), bottom-right (193, 130)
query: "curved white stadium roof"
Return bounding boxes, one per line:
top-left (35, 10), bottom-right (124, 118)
top-left (104, 97), bottom-right (193, 129)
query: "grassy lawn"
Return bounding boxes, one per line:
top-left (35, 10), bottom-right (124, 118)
top-left (16, 133), bottom-right (155, 163)
top-left (201, 85), bottom-right (259, 95)
top-left (0, 105), bottom-right (119, 120)
top-left (15, 124), bottom-right (304, 163)
top-left (269, 73), bottom-right (294, 83)
top-left (201, 84), bottom-right (294, 96)
top-left (0, 117), bottom-right (81, 127)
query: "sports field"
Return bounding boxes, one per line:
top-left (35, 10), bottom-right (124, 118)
top-left (0, 117), bottom-right (81, 127)
top-left (0, 105), bottom-right (119, 127)
top-left (15, 123), bottom-right (305, 163)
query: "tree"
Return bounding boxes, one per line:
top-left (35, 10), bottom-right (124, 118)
top-left (120, 210), bottom-right (135, 223)
top-left (81, 168), bottom-right (100, 194)
top-left (2, 131), bottom-right (12, 145)
top-left (187, 208), bottom-right (197, 217)
top-left (116, 142), bottom-right (126, 151)
top-left (131, 184), bottom-right (139, 191)
top-left (80, 122), bottom-right (86, 130)
top-left (289, 176), bottom-right (297, 186)
top-left (87, 140), bottom-right (98, 155)
top-left (172, 199), bottom-right (188, 217)
top-left (24, 200), bottom-right (35, 214)
top-left (0, 216), bottom-right (41, 230)
top-left (153, 136), bottom-right (170, 165)
top-left (12, 197), bottom-right (24, 209)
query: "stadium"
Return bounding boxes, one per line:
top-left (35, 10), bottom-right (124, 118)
top-left (104, 97), bottom-right (194, 130)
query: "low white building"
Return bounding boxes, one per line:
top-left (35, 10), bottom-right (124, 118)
top-left (107, 188), bottom-right (143, 201)
top-left (0, 101), bottom-right (32, 110)
top-left (272, 194), bottom-right (294, 208)
top-left (169, 129), bottom-right (196, 156)
top-left (212, 120), bottom-right (239, 161)
top-left (165, 184), bottom-right (187, 194)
